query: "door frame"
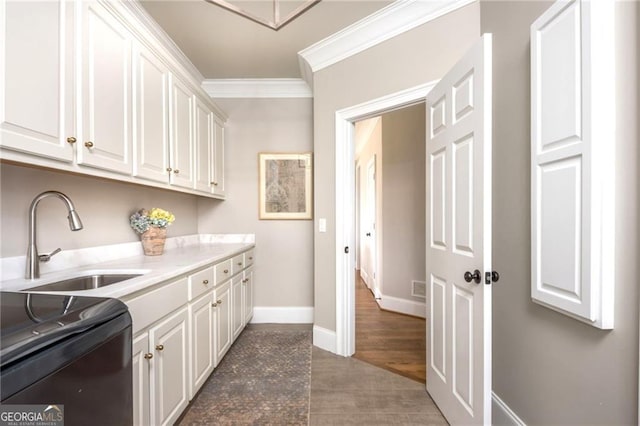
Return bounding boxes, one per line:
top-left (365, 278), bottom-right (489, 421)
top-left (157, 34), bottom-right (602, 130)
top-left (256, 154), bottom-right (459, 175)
top-left (334, 80), bottom-right (438, 357)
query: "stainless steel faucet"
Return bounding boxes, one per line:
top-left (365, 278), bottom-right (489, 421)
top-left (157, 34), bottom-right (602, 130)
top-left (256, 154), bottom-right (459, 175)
top-left (26, 191), bottom-right (84, 279)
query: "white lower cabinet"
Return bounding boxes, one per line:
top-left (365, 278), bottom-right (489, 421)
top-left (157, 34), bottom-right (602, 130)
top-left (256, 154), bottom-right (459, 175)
top-left (232, 274), bottom-right (244, 339)
top-left (214, 281), bottom-right (232, 361)
top-left (189, 291), bottom-right (215, 399)
top-left (243, 267), bottom-right (254, 324)
top-left (126, 247), bottom-right (255, 425)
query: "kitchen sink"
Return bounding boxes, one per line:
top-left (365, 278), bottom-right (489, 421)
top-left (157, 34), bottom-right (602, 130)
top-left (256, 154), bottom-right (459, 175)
top-left (25, 274), bottom-right (143, 292)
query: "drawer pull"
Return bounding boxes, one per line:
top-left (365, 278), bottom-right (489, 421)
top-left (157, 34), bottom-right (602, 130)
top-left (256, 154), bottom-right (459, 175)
top-left (242, 278), bottom-right (249, 283)
top-left (166, 167), bottom-right (173, 172)
top-left (173, 169), bottom-right (180, 174)
top-left (202, 279), bottom-right (209, 284)
top-left (223, 269), bottom-right (229, 274)
top-left (155, 344), bottom-right (164, 351)
top-left (144, 353), bottom-right (153, 360)
top-left (216, 299), bottom-right (222, 304)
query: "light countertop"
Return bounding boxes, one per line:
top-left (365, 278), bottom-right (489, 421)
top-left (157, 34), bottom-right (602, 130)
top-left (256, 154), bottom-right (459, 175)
top-left (0, 234), bottom-right (255, 299)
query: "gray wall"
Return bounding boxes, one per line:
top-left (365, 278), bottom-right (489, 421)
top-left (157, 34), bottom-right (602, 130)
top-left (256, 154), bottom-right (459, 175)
top-left (481, 0), bottom-right (639, 423)
top-left (197, 98), bottom-right (314, 309)
top-left (381, 103), bottom-right (426, 302)
top-left (312, 2), bottom-right (481, 331)
top-left (0, 163), bottom-right (198, 257)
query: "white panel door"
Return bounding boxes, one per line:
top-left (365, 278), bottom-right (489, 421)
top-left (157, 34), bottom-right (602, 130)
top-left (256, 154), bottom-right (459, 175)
top-left (425, 34), bottom-right (492, 425)
top-left (243, 267), bottom-right (254, 324)
top-left (189, 291), bottom-right (214, 399)
top-left (78, 1), bottom-right (133, 174)
top-left (212, 120), bottom-right (226, 197)
top-left (169, 75), bottom-right (194, 189)
top-left (1, 0), bottom-right (76, 162)
top-left (132, 333), bottom-right (150, 426)
top-left (149, 307), bottom-right (189, 426)
top-left (530, 0), bottom-right (614, 329)
top-left (231, 274), bottom-right (244, 338)
top-left (134, 46), bottom-right (170, 183)
top-left (214, 281), bottom-right (232, 362)
top-left (194, 97), bottom-right (213, 192)
top-left (361, 156), bottom-right (377, 291)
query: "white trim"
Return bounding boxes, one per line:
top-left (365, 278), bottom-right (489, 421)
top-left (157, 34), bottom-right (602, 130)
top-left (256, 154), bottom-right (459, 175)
top-left (250, 307), bottom-right (314, 323)
top-left (298, 0), bottom-right (475, 84)
top-left (312, 325), bottom-right (337, 354)
top-left (202, 78), bottom-right (313, 99)
top-left (377, 294), bottom-right (426, 319)
top-left (492, 392), bottom-right (526, 426)
top-left (334, 80), bottom-right (438, 357)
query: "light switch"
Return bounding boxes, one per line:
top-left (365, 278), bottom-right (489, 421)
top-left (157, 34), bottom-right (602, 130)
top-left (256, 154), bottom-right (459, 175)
top-left (319, 218), bottom-right (327, 233)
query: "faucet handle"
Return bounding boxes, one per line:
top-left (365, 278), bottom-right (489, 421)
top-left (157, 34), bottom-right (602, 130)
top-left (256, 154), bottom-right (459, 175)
top-left (39, 248), bottom-right (62, 262)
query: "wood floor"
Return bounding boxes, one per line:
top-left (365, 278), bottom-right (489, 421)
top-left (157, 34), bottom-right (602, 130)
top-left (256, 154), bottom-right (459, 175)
top-left (353, 273), bottom-right (427, 383)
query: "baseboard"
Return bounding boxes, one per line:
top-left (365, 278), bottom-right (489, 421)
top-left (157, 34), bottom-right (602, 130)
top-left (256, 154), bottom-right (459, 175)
top-left (492, 391), bottom-right (526, 426)
top-left (377, 294), bottom-right (426, 318)
top-left (312, 325), bottom-right (337, 354)
top-left (249, 307), bottom-right (313, 324)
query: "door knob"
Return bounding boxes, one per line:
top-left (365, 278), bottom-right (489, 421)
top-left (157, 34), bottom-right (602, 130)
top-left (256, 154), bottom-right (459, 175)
top-left (464, 269), bottom-right (481, 284)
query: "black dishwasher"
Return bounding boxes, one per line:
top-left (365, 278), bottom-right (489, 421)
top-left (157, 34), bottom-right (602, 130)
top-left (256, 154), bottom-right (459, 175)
top-left (0, 291), bottom-right (133, 426)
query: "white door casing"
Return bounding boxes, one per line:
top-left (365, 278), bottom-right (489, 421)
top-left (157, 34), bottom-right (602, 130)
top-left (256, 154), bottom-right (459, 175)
top-left (425, 34), bottom-right (492, 425)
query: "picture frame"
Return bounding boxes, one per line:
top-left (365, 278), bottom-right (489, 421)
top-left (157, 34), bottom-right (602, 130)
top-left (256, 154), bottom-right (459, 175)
top-left (258, 152), bottom-right (313, 220)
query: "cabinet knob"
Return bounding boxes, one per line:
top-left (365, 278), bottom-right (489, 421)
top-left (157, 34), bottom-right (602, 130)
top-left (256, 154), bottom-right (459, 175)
top-left (155, 344), bottom-right (164, 351)
top-left (223, 269), bottom-right (229, 274)
top-left (84, 141), bottom-right (94, 148)
top-left (242, 278), bottom-right (248, 283)
top-left (249, 257), bottom-right (253, 260)
top-left (237, 262), bottom-right (243, 266)
top-left (166, 167), bottom-right (173, 172)
top-left (173, 169), bottom-right (180, 174)
top-left (66, 136), bottom-right (77, 144)
top-left (202, 279), bottom-right (209, 284)
top-left (144, 353), bottom-right (153, 360)
top-left (216, 299), bottom-right (222, 304)
top-left (210, 182), bottom-right (218, 186)
top-left (212, 302), bottom-right (217, 307)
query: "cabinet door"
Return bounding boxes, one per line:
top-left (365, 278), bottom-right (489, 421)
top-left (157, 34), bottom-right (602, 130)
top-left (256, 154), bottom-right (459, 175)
top-left (194, 97), bottom-right (213, 192)
top-left (231, 274), bottom-right (244, 339)
top-left (169, 75), bottom-right (194, 188)
top-left (132, 333), bottom-right (151, 426)
top-left (243, 267), bottom-right (254, 324)
top-left (1, 0), bottom-right (75, 162)
top-left (214, 282), bottom-right (232, 361)
top-left (189, 292), bottom-right (214, 399)
top-left (78, 1), bottom-right (133, 174)
top-left (149, 307), bottom-right (189, 426)
top-left (211, 120), bottom-right (226, 197)
top-left (134, 46), bottom-right (170, 183)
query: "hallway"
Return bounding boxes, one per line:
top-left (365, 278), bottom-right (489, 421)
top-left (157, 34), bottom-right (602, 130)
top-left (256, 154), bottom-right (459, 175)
top-left (353, 273), bottom-right (427, 383)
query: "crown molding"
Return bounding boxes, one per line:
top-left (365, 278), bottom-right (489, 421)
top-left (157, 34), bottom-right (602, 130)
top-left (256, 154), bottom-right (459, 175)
top-left (297, 0), bottom-right (477, 86)
top-left (202, 79), bottom-right (313, 98)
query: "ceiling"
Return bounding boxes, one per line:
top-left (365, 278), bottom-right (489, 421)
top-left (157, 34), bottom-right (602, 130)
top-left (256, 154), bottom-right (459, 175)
top-left (140, 0), bottom-right (393, 79)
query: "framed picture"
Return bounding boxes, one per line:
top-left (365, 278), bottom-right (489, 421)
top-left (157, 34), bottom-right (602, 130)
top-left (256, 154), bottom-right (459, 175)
top-left (259, 152), bottom-right (313, 220)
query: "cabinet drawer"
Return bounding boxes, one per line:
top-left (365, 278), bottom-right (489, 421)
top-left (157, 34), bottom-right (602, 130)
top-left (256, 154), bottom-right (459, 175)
top-left (188, 266), bottom-right (214, 301)
top-left (244, 249), bottom-right (255, 267)
top-left (232, 254), bottom-right (244, 275)
top-left (214, 259), bottom-right (232, 284)
top-left (124, 277), bottom-right (188, 334)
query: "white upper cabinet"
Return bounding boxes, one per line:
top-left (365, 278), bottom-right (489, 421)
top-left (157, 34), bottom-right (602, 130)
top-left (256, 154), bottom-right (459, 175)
top-left (78, 1), bottom-right (133, 174)
top-left (134, 46), bottom-right (170, 183)
top-left (194, 96), bottom-right (213, 192)
top-left (1, 0), bottom-right (76, 162)
top-left (531, 0), bottom-right (615, 329)
top-left (169, 75), bottom-right (195, 189)
top-left (212, 120), bottom-right (226, 197)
